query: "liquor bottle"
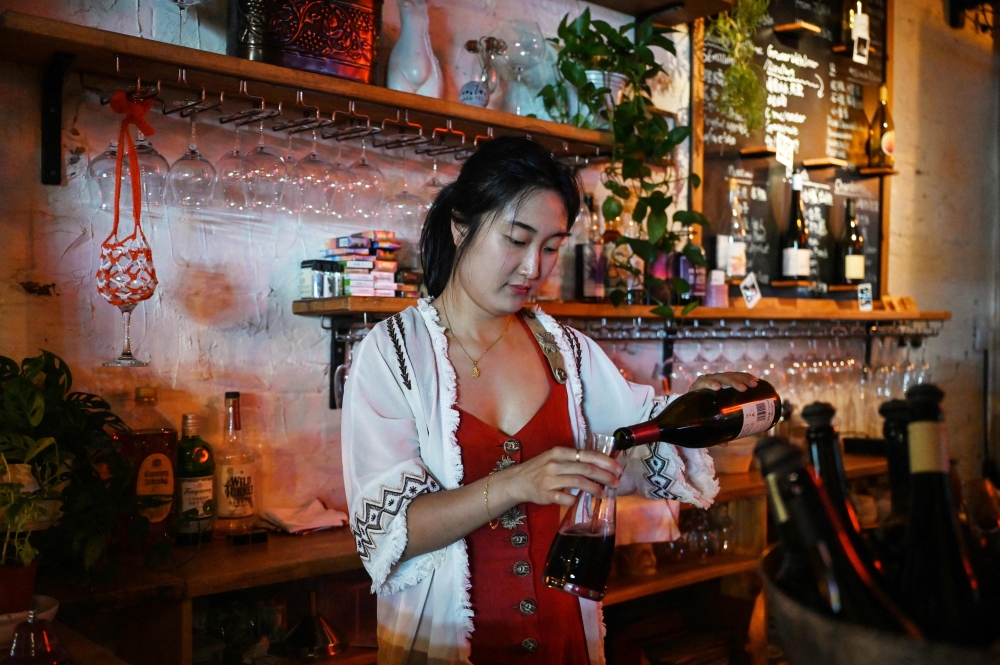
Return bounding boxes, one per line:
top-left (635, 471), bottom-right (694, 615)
top-left (119, 387), bottom-right (178, 544)
top-left (781, 172), bottom-right (811, 280)
top-left (176, 414), bottom-right (216, 545)
top-left (756, 436), bottom-right (923, 636)
top-left (613, 380), bottom-right (781, 451)
top-left (715, 177), bottom-right (748, 279)
top-left (839, 199), bottom-right (866, 284)
top-left (674, 228), bottom-right (707, 306)
top-left (215, 392), bottom-right (258, 535)
top-left (873, 399), bottom-right (912, 593)
top-left (575, 194), bottom-right (606, 302)
top-left (868, 85), bottom-right (895, 168)
top-left (898, 384), bottom-right (980, 644)
top-left (802, 402), bottom-right (883, 580)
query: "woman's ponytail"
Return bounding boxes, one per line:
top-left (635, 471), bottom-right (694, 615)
top-left (420, 182), bottom-right (460, 298)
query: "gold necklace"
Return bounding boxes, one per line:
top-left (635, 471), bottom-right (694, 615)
top-left (442, 309), bottom-right (513, 378)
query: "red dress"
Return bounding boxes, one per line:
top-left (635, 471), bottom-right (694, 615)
top-left (456, 314), bottom-right (591, 664)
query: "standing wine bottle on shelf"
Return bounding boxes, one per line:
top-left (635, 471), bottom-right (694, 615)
top-left (873, 399), bottom-right (912, 593)
top-left (716, 177), bottom-right (748, 280)
top-left (176, 414), bottom-right (216, 545)
top-left (674, 227), bottom-right (707, 307)
top-left (868, 84), bottom-right (895, 168)
top-left (613, 380), bottom-right (780, 451)
top-left (781, 172), bottom-right (811, 280)
top-left (802, 402), bottom-right (883, 580)
top-left (215, 392), bottom-right (259, 535)
top-left (898, 384), bottom-right (981, 645)
top-left (756, 436), bottom-right (922, 636)
top-left (838, 199), bottom-right (866, 284)
top-left (575, 194), bottom-right (606, 302)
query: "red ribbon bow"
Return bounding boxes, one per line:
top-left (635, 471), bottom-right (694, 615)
top-left (108, 90), bottom-right (156, 240)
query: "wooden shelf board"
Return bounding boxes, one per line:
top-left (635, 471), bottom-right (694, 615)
top-left (773, 21), bottom-right (823, 35)
top-left (52, 622), bottom-right (131, 665)
top-left (36, 564), bottom-right (185, 605)
top-left (739, 146), bottom-right (776, 157)
top-left (582, 0), bottom-right (733, 26)
top-left (603, 554), bottom-right (759, 606)
top-left (802, 157), bottom-right (850, 169)
top-left (714, 454), bottom-right (887, 504)
top-left (858, 167), bottom-right (899, 176)
top-left (827, 284), bottom-right (860, 292)
top-left (0, 11), bottom-right (608, 156)
top-left (769, 280), bottom-right (817, 288)
top-left (832, 44), bottom-right (878, 54)
top-left (293, 297), bottom-right (951, 322)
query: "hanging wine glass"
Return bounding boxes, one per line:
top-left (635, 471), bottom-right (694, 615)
top-left (131, 132), bottom-right (169, 207)
top-left (215, 124), bottom-right (248, 210)
top-left (421, 157), bottom-right (447, 200)
top-left (496, 21), bottom-right (544, 116)
top-left (242, 120), bottom-right (286, 210)
top-left (169, 112), bottom-right (216, 207)
top-left (382, 148), bottom-right (429, 268)
top-left (88, 140), bottom-right (120, 211)
top-left (293, 129), bottom-right (334, 214)
top-left (348, 138), bottom-right (384, 219)
top-left (167, 0), bottom-right (204, 46)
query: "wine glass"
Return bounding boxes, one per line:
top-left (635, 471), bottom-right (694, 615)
top-left (325, 143), bottom-right (353, 219)
top-left (497, 21), bottom-right (545, 116)
top-left (215, 125), bottom-right (248, 210)
top-left (169, 113), bottom-right (216, 207)
top-left (348, 139), bottom-right (384, 219)
top-left (422, 157), bottom-right (447, 201)
top-left (242, 121), bottom-right (286, 210)
top-left (168, 0), bottom-right (204, 46)
top-left (88, 140), bottom-right (120, 211)
top-left (96, 220), bottom-right (158, 367)
top-left (292, 130), bottom-right (334, 214)
top-left (132, 132), bottom-right (170, 207)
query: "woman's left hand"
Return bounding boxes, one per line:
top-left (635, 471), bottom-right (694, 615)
top-left (689, 372), bottom-right (759, 392)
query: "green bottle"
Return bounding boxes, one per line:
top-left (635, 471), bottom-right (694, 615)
top-left (176, 413), bottom-right (216, 545)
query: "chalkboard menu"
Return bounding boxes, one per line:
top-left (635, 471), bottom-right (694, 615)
top-left (700, 0), bottom-right (888, 298)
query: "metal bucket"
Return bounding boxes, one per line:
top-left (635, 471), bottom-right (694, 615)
top-left (760, 547), bottom-right (1000, 665)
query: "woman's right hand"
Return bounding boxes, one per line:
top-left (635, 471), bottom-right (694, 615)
top-left (498, 446), bottom-right (623, 507)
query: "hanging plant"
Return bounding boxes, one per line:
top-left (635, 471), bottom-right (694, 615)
top-left (707, 0), bottom-right (770, 133)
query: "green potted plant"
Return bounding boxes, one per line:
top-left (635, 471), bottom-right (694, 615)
top-left (543, 10), bottom-right (711, 316)
top-left (707, 0), bottom-right (770, 133)
top-left (0, 351), bottom-right (135, 586)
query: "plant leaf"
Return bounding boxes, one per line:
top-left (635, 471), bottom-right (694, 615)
top-left (650, 304), bottom-right (675, 318)
top-left (602, 196), bottom-right (623, 222)
top-left (608, 289), bottom-right (627, 307)
top-left (683, 241), bottom-right (707, 267)
top-left (674, 210), bottom-right (711, 228)
top-left (682, 301), bottom-right (700, 315)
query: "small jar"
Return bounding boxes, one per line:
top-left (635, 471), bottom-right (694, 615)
top-left (704, 270), bottom-right (728, 308)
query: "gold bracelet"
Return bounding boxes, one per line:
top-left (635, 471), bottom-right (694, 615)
top-left (484, 472), bottom-right (499, 530)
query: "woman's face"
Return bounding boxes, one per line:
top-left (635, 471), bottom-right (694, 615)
top-left (452, 189), bottom-right (571, 315)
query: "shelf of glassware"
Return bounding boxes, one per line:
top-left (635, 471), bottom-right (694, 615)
top-left (0, 11), bottom-right (608, 158)
top-left (292, 297), bottom-right (952, 323)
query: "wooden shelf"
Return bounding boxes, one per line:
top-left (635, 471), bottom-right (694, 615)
top-left (583, 0), bottom-right (733, 26)
top-left (0, 11), bottom-right (608, 158)
top-left (293, 297), bottom-right (952, 322)
top-left (739, 145), bottom-right (776, 157)
top-left (773, 21), bottom-right (823, 35)
top-left (52, 622), bottom-right (131, 665)
top-left (832, 44), bottom-right (878, 54)
top-left (769, 280), bottom-right (817, 288)
top-left (827, 284), bottom-right (860, 292)
top-left (858, 167), bottom-right (899, 176)
top-left (604, 553), bottom-right (758, 606)
top-left (714, 453), bottom-right (887, 504)
top-left (802, 157), bottom-right (850, 169)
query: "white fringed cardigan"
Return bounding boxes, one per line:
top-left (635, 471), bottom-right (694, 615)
top-left (341, 299), bottom-right (719, 665)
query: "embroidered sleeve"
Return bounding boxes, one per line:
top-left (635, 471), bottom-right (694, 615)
top-left (342, 324), bottom-right (444, 595)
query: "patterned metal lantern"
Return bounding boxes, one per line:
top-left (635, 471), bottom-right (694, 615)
top-left (227, 0), bottom-right (383, 83)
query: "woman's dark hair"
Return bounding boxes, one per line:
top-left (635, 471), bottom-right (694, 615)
top-left (419, 136), bottom-right (581, 297)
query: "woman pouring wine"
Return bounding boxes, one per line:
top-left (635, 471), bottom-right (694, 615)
top-left (342, 137), bottom-right (767, 665)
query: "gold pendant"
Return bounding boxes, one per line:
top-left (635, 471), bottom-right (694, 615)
top-left (471, 363), bottom-right (481, 378)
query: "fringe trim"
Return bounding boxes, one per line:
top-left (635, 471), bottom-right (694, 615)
top-left (415, 297), bottom-right (475, 653)
top-left (533, 308), bottom-right (588, 445)
top-left (371, 497), bottom-right (444, 596)
top-left (679, 447), bottom-right (721, 504)
top-left (657, 443), bottom-right (714, 509)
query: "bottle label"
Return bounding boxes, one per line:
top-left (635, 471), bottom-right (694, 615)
top-left (178, 476), bottom-right (214, 533)
top-left (716, 235), bottom-right (730, 272)
top-left (782, 248), bottom-right (799, 277)
top-left (727, 241), bottom-right (747, 277)
top-left (796, 248), bottom-right (811, 277)
top-left (881, 130), bottom-right (896, 156)
top-left (137, 453), bottom-right (174, 523)
top-left (737, 400), bottom-right (777, 439)
top-left (217, 463), bottom-right (255, 518)
top-left (908, 421), bottom-right (948, 473)
top-left (844, 255), bottom-right (865, 280)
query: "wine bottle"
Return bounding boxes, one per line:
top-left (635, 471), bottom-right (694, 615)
top-left (873, 399), bottom-right (911, 593)
top-left (781, 172), bottom-right (811, 280)
top-left (868, 85), bottom-right (895, 168)
top-left (716, 177), bottom-right (748, 279)
top-left (675, 227), bottom-right (706, 306)
top-left (898, 384), bottom-right (981, 644)
top-left (176, 414), bottom-right (216, 546)
top-left (613, 381), bottom-right (781, 451)
top-left (575, 194), bottom-right (606, 302)
top-left (756, 436), bottom-right (922, 636)
top-left (839, 199), bottom-right (866, 284)
top-left (215, 392), bottom-right (259, 535)
top-left (802, 402), bottom-right (883, 580)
